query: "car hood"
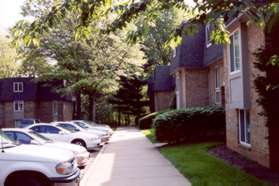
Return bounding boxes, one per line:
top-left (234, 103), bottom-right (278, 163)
top-left (45, 142), bottom-right (87, 154)
top-left (2, 144), bottom-right (74, 163)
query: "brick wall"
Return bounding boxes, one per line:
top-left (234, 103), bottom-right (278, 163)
top-left (224, 21), bottom-right (270, 168)
top-left (184, 68), bottom-right (209, 108)
top-left (62, 102), bottom-right (73, 121)
top-left (154, 91), bottom-right (174, 112)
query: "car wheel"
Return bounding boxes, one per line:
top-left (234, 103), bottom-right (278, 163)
top-left (6, 175), bottom-right (49, 186)
top-left (72, 139), bottom-right (86, 148)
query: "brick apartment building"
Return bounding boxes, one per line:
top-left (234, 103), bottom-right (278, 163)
top-left (0, 77), bottom-right (74, 127)
top-left (148, 14), bottom-right (279, 170)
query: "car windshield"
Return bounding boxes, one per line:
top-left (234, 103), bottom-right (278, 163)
top-left (29, 131), bottom-right (52, 143)
top-left (58, 125), bottom-right (77, 133)
top-left (75, 122), bottom-right (90, 129)
top-left (0, 131), bottom-right (16, 148)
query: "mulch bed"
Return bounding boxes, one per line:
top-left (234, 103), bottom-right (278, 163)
top-left (209, 145), bottom-right (279, 185)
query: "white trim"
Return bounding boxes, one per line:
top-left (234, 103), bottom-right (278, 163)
top-left (13, 82), bottom-right (24, 93)
top-left (205, 23), bottom-right (212, 48)
top-left (214, 67), bottom-right (221, 104)
top-left (238, 109), bottom-right (251, 147)
top-left (13, 101), bottom-right (24, 112)
top-left (228, 28), bottom-right (242, 75)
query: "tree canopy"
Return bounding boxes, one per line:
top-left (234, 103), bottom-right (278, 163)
top-left (0, 35), bottom-right (19, 78)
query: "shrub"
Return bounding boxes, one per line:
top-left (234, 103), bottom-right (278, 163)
top-left (153, 106), bottom-right (225, 143)
top-left (138, 112), bottom-right (158, 129)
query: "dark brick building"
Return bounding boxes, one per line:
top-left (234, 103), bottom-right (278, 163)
top-left (0, 77), bottom-right (74, 127)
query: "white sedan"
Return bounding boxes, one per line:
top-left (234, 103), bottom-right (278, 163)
top-left (72, 120), bottom-right (113, 136)
top-left (27, 123), bottom-right (101, 150)
top-left (52, 121), bottom-right (110, 143)
top-left (2, 128), bottom-right (90, 167)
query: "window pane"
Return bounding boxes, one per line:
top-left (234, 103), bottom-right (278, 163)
top-left (234, 31), bottom-right (240, 71)
top-left (230, 35), bottom-right (235, 72)
top-left (46, 126), bottom-right (60, 134)
top-left (246, 111), bottom-right (251, 144)
top-left (4, 132), bottom-right (15, 141)
top-left (15, 132), bottom-right (32, 144)
top-left (239, 110), bottom-right (245, 142)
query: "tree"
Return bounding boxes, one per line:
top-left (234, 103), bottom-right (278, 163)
top-left (127, 7), bottom-right (189, 73)
top-left (109, 75), bottom-right (148, 125)
top-left (0, 35), bottom-right (18, 78)
top-left (11, 0), bottom-right (146, 121)
top-left (12, 0), bottom-right (275, 48)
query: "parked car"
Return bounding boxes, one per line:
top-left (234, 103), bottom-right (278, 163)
top-left (27, 123), bottom-right (101, 150)
top-left (71, 120), bottom-right (113, 136)
top-left (53, 121), bottom-right (110, 143)
top-left (2, 128), bottom-right (90, 167)
top-left (15, 118), bottom-right (40, 128)
top-left (0, 130), bottom-right (80, 186)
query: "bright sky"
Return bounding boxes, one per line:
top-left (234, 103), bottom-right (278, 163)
top-left (0, 0), bottom-right (25, 34)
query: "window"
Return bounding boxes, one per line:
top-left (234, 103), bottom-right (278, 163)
top-left (58, 124), bottom-right (80, 132)
top-left (13, 101), bottom-right (24, 112)
top-left (13, 82), bottom-right (23, 92)
top-left (14, 132), bottom-right (32, 144)
top-left (229, 30), bottom-right (241, 73)
top-left (3, 131), bottom-right (16, 141)
top-left (238, 109), bottom-right (251, 146)
top-left (215, 67), bottom-right (221, 104)
top-left (173, 48), bottom-right (177, 58)
top-left (30, 126), bottom-right (46, 133)
top-left (45, 126), bottom-right (61, 134)
top-left (52, 101), bottom-right (59, 121)
top-left (205, 24), bottom-right (212, 47)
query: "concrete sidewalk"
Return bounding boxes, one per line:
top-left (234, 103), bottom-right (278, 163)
top-left (80, 127), bottom-right (191, 186)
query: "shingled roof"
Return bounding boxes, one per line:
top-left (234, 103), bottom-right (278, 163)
top-left (0, 77), bottom-right (72, 102)
top-left (171, 23), bottom-right (223, 72)
top-left (148, 66), bottom-right (174, 93)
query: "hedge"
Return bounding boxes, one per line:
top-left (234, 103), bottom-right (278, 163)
top-left (138, 112), bottom-right (158, 129)
top-left (153, 106), bottom-right (225, 143)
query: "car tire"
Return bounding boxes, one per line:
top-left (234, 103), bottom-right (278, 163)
top-left (72, 139), bottom-right (86, 148)
top-left (6, 175), bottom-right (49, 186)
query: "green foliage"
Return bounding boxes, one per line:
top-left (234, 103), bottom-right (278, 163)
top-left (138, 112), bottom-right (158, 130)
top-left (160, 143), bottom-right (269, 186)
top-left (109, 75), bottom-right (149, 124)
top-left (0, 35), bottom-right (19, 78)
top-left (153, 106), bottom-right (225, 143)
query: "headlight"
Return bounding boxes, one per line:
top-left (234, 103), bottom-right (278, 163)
top-left (56, 161), bottom-right (74, 175)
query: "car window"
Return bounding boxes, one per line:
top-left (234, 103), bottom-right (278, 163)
top-left (58, 124), bottom-right (80, 132)
top-left (75, 122), bottom-right (89, 129)
top-left (3, 131), bottom-right (16, 141)
top-left (14, 132), bottom-right (32, 144)
top-left (30, 126), bottom-right (45, 133)
top-left (45, 126), bottom-right (61, 134)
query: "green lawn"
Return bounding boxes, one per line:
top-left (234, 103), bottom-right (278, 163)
top-left (142, 129), bottom-right (269, 186)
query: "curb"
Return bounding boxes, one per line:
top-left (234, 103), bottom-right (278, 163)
top-left (80, 144), bottom-right (108, 186)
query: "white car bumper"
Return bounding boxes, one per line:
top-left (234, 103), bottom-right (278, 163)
top-left (86, 138), bottom-right (101, 150)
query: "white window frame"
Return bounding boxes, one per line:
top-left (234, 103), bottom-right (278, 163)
top-left (13, 82), bottom-right (24, 93)
top-left (205, 23), bottom-right (212, 48)
top-left (13, 101), bottom-right (24, 112)
top-left (214, 67), bottom-right (221, 104)
top-left (173, 48), bottom-right (177, 58)
top-left (228, 29), bottom-right (242, 74)
top-left (238, 109), bottom-right (251, 147)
